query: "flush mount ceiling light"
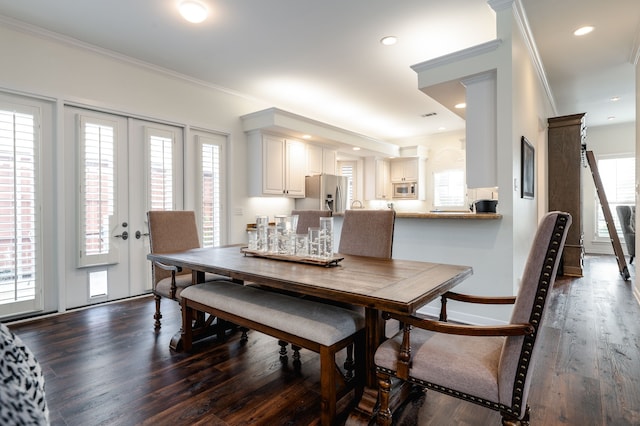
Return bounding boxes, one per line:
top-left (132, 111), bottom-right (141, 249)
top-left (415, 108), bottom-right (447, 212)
top-left (380, 36), bottom-right (397, 46)
top-left (179, 0), bottom-right (208, 23)
top-left (610, 96), bottom-right (621, 102)
top-left (573, 26), bottom-right (594, 36)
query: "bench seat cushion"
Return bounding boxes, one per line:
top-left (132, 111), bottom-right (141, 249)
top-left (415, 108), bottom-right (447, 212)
top-left (181, 282), bottom-right (365, 347)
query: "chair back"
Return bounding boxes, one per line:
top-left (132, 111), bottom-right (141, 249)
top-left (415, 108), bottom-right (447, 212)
top-left (498, 211), bottom-right (571, 416)
top-left (291, 209), bottom-right (332, 234)
top-left (147, 210), bottom-right (201, 284)
top-left (338, 209), bottom-right (395, 258)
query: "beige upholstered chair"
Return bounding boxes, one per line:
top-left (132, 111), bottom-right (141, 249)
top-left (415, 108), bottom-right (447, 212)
top-left (338, 209), bottom-right (395, 258)
top-left (375, 211), bottom-right (572, 425)
top-left (147, 210), bottom-right (229, 329)
top-left (291, 209), bottom-right (332, 234)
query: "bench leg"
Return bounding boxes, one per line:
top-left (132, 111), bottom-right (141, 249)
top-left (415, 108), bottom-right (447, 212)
top-left (292, 345), bottom-right (301, 368)
top-left (320, 346), bottom-right (337, 426)
top-left (278, 340), bottom-right (288, 362)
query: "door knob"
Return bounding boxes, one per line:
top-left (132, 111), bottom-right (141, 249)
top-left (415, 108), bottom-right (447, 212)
top-left (135, 231), bottom-right (149, 239)
top-left (114, 231), bottom-right (129, 240)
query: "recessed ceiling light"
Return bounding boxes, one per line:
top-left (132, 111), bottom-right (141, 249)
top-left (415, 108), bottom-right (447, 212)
top-left (454, 103), bottom-right (466, 109)
top-left (573, 26), bottom-right (594, 36)
top-left (352, 147), bottom-right (361, 151)
top-left (380, 36), bottom-right (397, 46)
top-left (302, 134), bottom-right (312, 139)
top-left (607, 116), bottom-right (616, 121)
top-left (179, 0), bottom-right (208, 23)
top-left (610, 96), bottom-right (620, 102)
top-left (438, 127), bottom-right (446, 131)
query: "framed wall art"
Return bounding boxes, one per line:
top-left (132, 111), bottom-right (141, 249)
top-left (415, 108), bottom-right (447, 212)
top-left (521, 136), bottom-right (534, 199)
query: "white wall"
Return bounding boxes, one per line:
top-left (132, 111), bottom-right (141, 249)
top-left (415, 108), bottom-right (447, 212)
top-left (582, 122), bottom-right (635, 255)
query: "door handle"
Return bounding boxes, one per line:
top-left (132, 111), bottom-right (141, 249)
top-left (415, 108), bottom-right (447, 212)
top-left (114, 231), bottom-right (129, 240)
top-left (135, 231), bottom-right (149, 239)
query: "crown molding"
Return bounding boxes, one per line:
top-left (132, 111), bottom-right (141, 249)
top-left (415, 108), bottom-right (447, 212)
top-left (513, 0), bottom-right (558, 115)
top-left (411, 39), bottom-right (502, 74)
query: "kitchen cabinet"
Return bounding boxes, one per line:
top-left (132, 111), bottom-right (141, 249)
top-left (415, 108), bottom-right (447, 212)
top-left (548, 113), bottom-right (585, 277)
top-left (390, 158), bottom-right (419, 182)
top-left (247, 132), bottom-right (306, 197)
top-left (306, 144), bottom-right (337, 176)
top-left (364, 157), bottom-right (391, 200)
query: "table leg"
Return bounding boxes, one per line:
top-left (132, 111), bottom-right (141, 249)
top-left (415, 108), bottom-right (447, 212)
top-left (346, 308), bottom-right (414, 425)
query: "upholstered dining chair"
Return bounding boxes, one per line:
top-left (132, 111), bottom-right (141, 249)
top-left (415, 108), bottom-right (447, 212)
top-left (147, 210), bottom-right (229, 329)
top-left (374, 211), bottom-right (571, 426)
top-left (338, 209), bottom-right (395, 259)
top-left (616, 205), bottom-right (635, 264)
top-left (291, 209), bottom-right (332, 234)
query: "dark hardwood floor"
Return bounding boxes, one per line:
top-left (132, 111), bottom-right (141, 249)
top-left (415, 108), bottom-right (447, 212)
top-left (6, 255), bottom-right (639, 425)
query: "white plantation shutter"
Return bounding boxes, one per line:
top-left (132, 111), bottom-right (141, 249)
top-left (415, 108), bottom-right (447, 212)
top-left (199, 136), bottom-right (221, 247)
top-left (78, 116), bottom-right (117, 267)
top-left (339, 162), bottom-right (355, 208)
top-left (434, 169), bottom-right (465, 208)
top-left (0, 106), bottom-right (39, 306)
top-left (147, 128), bottom-right (174, 211)
top-left (596, 156), bottom-right (635, 238)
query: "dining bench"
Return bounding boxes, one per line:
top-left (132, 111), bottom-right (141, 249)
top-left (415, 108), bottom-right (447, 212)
top-left (179, 281), bottom-right (365, 426)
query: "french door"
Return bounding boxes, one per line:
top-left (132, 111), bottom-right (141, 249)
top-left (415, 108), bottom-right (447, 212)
top-left (64, 107), bottom-right (183, 309)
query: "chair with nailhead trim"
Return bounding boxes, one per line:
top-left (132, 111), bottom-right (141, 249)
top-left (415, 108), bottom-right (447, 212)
top-left (374, 211), bottom-right (571, 426)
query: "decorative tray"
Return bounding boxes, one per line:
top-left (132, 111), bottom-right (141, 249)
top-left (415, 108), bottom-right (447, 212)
top-left (240, 247), bottom-right (343, 267)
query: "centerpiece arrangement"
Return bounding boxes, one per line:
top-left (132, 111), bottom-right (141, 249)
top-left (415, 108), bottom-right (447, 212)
top-left (243, 214), bottom-right (342, 266)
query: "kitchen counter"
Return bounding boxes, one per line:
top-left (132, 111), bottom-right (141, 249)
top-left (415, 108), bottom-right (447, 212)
top-left (339, 210), bottom-right (502, 220)
top-left (396, 211), bottom-right (501, 219)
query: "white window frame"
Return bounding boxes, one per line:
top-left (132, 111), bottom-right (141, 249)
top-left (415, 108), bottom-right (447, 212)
top-left (0, 96), bottom-right (45, 317)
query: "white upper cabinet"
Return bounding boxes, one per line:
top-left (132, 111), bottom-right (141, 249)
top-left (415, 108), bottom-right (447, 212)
top-left (390, 158), bottom-right (419, 182)
top-left (306, 144), bottom-right (337, 176)
top-left (248, 131), bottom-right (306, 197)
top-left (364, 157), bottom-right (391, 200)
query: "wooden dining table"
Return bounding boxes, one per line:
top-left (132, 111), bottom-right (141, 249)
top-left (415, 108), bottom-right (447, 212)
top-left (147, 245), bottom-right (472, 424)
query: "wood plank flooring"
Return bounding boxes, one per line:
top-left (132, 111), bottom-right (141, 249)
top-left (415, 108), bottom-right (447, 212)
top-left (6, 255), bottom-right (639, 425)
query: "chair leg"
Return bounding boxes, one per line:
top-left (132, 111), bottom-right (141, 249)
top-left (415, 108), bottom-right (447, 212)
top-left (501, 405), bottom-right (530, 426)
top-left (376, 370), bottom-right (393, 426)
top-left (154, 294), bottom-right (162, 329)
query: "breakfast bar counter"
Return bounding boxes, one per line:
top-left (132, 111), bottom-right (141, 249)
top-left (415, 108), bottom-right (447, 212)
top-left (394, 211), bottom-right (502, 219)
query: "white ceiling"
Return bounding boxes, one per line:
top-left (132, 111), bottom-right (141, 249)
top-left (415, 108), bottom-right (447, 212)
top-left (0, 0), bottom-right (637, 144)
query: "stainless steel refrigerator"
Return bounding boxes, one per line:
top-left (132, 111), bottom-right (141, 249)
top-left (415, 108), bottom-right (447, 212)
top-left (295, 174), bottom-right (349, 213)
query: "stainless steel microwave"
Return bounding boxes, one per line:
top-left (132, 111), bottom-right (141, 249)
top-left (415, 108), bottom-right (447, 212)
top-left (393, 182), bottom-right (417, 199)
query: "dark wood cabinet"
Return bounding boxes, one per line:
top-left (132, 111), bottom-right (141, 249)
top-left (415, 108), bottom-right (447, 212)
top-left (548, 113), bottom-right (586, 277)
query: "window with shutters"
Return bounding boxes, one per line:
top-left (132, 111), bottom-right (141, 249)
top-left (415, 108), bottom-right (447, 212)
top-left (147, 128), bottom-right (174, 211)
top-left (0, 106), bottom-right (39, 306)
top-left (339, 162), bottom-right (355, 208)
top-left (78, 116), bottom-right (117, 267)
top-left (433, 169), bottom-right (465, 208)
top-left (595, 156), bottom-right (635, 239)
top-left (200, 137), bottom-right (222, 247)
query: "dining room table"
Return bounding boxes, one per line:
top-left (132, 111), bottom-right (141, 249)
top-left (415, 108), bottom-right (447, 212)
top-left (147, 244), bottom-right (473, 424)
